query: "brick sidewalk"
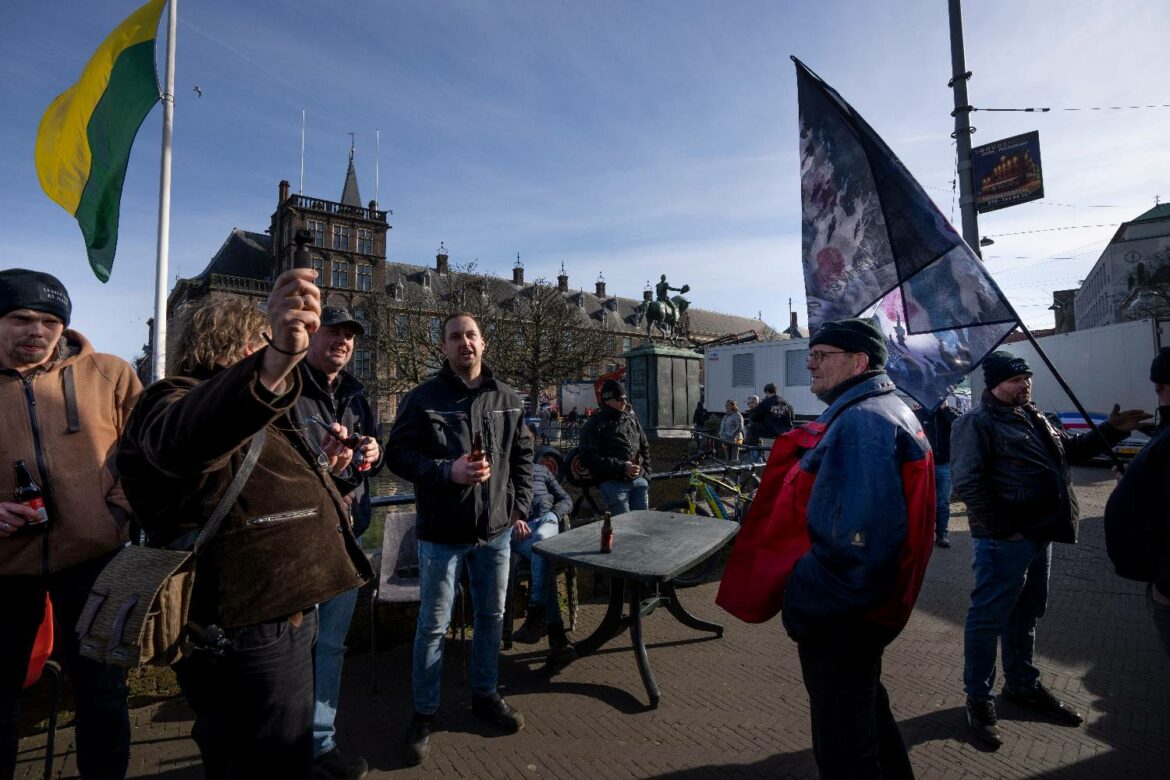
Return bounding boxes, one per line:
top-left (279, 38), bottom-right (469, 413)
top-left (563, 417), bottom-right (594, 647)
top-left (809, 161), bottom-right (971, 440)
top-left (16, 467), bottom-right (1170, 778)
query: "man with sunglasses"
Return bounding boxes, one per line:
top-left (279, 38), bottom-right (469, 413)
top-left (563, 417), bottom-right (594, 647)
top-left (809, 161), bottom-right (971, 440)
top-left (782, 318), bottom-right (936, 779)
top-left (579, 379), bottom-right (651, 516)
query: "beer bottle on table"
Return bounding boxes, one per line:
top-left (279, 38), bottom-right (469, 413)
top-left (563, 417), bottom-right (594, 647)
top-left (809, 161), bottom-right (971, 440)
top-left (13, 460), bottom-right (49, 534)
top-left (600, 511), bottom-right (614, 553)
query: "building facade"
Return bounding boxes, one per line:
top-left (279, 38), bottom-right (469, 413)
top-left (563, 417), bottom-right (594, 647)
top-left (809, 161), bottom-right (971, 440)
top-left (1074, 203), bottom-right (1170, 330)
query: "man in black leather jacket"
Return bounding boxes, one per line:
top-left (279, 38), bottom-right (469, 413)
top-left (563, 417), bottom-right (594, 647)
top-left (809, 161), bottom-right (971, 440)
top-left (953, 351), bottom-right (1147, 747)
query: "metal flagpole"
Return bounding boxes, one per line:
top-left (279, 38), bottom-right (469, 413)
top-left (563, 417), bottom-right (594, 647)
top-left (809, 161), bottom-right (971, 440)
top-left (948, 0), bottom-right (1122, 467)
top-left (151, 0), bottom-right (177, 382)
top-left (300, 109), bottom-right (306, 195)
top-left (375, 128), bottom-right (380, 208)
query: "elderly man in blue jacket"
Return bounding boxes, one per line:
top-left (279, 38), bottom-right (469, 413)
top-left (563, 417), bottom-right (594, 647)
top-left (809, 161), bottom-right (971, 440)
top-left (719, 318), bottom-right (935, 779)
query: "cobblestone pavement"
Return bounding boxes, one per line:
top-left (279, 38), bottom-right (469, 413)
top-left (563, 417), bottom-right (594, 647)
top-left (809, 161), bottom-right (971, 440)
top-left (16, 467), bottom-right (1170, 778)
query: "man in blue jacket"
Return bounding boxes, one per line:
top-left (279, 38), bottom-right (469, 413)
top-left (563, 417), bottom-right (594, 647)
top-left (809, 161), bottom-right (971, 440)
top-left (386, 312), bottom-right (533, 766)
top-left (786, 318), bottom-right (936, 780)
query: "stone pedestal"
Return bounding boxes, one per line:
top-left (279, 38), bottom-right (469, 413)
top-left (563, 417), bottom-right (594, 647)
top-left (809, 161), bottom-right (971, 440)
top-left (623, 344), bottom-right (702, 438)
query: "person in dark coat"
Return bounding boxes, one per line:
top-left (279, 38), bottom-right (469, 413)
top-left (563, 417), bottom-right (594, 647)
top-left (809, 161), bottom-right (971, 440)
top-left (579, 379), bottom-right (651, 515)
top-left (293, 305), bottom-right (383, 780)
top-left (385, 312), bottom-right (534, 766)
top-left (118, 272), bottom-right (372, 780)
top-left (952, 350), bottom-right (1147, 747)
top-left (1104, 347), bottom-right (1170, 659)
top-left (913, 400), bottom-right (961, 548)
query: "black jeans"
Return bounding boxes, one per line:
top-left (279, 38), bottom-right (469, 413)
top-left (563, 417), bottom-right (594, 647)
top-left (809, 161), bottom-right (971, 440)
top-left (0, 550), bottom-right (131, 780)
top-left (174, 610), bottom-right (318, 780)
top-left (797, 629), bottom-right (914, 780)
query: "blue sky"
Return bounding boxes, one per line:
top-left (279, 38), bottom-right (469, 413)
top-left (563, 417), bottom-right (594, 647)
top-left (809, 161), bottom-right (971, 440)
top-left (2, 0), bottom-right (1167, 362)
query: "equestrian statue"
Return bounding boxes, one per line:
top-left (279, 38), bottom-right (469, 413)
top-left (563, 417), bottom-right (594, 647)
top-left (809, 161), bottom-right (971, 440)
top-left (637, 274), bottom-right (691, 341)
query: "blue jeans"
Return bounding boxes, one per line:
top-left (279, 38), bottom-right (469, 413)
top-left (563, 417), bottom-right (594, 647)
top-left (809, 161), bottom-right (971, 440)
top-left (414, 527), bottom-right (512, 715)
top-left (312, 587), bottom-right (359, 757)
top-left (934, 463), bottom-right (952, 539)
top-left (964, 537), bottom-right (1051, 701)
top-left (598, 477), bottom-right (649, 516)
top-left (512, 512), bottom-right (562, 624)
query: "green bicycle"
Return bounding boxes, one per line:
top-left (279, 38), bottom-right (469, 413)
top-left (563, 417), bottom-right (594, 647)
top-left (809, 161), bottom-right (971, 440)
top-left (658, 453), bottom-right (761, 587)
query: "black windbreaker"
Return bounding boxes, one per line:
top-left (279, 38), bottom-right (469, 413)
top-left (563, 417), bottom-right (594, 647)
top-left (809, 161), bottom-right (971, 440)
top-left (386, 363), bottom-right (534, 543)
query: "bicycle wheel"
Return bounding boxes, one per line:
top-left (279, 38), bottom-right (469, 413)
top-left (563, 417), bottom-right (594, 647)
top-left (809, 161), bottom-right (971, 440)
top-left (655, 499), bottom-right (726, 588)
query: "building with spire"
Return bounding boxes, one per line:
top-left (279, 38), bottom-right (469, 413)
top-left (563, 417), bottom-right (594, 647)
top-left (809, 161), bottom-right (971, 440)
top-left (165, 153), bottom-right (775, 418)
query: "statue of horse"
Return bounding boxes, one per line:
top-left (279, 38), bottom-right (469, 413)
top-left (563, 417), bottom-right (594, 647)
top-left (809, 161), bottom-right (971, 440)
top-left (641, 295), bottom-right (690, 340)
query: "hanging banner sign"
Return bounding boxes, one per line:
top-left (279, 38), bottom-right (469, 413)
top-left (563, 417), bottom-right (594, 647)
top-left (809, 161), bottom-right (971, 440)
top-left (972, 131), bottom-right (1044, 213)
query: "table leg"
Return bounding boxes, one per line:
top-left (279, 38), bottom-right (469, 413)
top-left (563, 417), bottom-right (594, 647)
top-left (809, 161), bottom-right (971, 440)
top-left (628, 582), bottom-right (661, 708)
top-left (572, 577), bottom-right (628, 657)
top-left (661, 580), bottom-right (724, 637)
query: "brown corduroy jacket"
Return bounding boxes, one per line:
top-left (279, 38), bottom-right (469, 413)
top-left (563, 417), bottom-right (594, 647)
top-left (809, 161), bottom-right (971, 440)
top-left (0, 331), bottom-right (141, 576)
top-left (117, 350), bottom-right (371, 629)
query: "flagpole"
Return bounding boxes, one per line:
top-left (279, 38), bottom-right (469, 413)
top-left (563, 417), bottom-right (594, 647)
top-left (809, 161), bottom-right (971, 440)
top-left (151, 0), bottom-right (177, 382)
top-left (299, 109), bottom-right (306, 195)
top-left (375, 128), bottom-right (380, 209)
top-left (947, 0), bottom-right (1122, 466)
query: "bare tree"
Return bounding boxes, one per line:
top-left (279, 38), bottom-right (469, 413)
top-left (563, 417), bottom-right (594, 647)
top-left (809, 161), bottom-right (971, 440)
top-left (490, 278), bottom-right (611, 403)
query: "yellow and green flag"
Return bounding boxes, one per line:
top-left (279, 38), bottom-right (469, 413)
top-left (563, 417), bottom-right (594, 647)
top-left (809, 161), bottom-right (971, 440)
top-left (35, 0), bottom-right (167, 282)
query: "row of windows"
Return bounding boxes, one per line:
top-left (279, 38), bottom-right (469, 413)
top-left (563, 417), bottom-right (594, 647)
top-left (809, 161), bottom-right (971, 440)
top-left (307, 258), bottom-right (373, 290)
top-left (305, 220), bottom-right (375, 255)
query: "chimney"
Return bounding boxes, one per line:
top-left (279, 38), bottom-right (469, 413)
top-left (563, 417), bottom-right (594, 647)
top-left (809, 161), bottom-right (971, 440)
top-left (790, 311), bottom-right (798, 330)
top-left (595, 272), bottom-right (606, 298)
top-left (512, 253), bottom-right (524, 286)
top-left (557, 261), bottom-right (569, 293)
top-left (436, 242), bottom-right (449, 275)
top-left (278, 179), bottom-right (290, 203)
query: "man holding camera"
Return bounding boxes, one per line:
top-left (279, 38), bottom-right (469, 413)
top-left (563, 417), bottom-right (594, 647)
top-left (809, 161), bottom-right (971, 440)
top-left (293, 306), bottom-right (382, 780)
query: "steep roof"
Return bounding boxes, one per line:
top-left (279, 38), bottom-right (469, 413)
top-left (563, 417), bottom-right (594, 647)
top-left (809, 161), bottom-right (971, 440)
top-left (1131, 203), bottom-right (1170, 223)
top-left (192, 229), bottom-right (272, 280)
top-left (341, 154), bottom-right (362, 207)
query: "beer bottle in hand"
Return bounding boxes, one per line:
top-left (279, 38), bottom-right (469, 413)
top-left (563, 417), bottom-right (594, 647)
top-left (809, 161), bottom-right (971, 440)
top-left (470, 432), bottom-right (485, 463)
top-left (13, 460), bottom-right (49, 534)
top-left (600, 511), bottom-right (614, 553)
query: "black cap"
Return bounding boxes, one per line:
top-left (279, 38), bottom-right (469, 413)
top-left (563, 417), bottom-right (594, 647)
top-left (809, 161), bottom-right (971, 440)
top-left (1151, 347), bottom-right (1170, 384)
top-left (600, 379), bottom-right (626, 402)
top-left (982, 350), bottom-right (1031, 390)
top-left (0, 269), bottom-right (71, 326)
top-left (319, 305), bottom-right (364, 336)
top-left (809, 317), bottom-right (888, 368)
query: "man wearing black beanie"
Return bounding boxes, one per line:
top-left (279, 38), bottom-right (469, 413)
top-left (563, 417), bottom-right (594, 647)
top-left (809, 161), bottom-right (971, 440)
top-left (1104, 347), bottom-right (1170, 659)
top-left (719, 316), bottom-right (935, 778)
top-left (0, 268), bottom-right (140, 779)
top-left (953, 350), bottom-right (1149, 747)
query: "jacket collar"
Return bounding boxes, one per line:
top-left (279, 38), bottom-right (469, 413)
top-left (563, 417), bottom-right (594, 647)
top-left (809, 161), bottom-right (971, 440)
top-left (438, 361), bottom-right (497, 393)
top-left (301, 361), bottom-right (362, 403)
top-left (817, 372), bottom-right (896, 424)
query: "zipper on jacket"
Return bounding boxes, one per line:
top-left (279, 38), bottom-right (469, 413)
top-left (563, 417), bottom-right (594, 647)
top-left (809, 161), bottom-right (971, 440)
top-left (21, 377), bottom-right (52, 575)
top-left (246, 508), bottom-right (318, 527)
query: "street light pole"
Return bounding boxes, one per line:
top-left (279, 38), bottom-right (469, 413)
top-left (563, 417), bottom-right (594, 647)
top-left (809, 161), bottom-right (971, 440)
top-left (948, 0), bottom-right (982, 256)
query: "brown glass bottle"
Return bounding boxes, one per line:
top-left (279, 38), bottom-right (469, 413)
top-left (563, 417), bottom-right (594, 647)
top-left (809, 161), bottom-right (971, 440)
top-left (13, 460), bottom-right (49, 534)
top-left (600, 511), bottom-right (613, 553)
top-left (470, 432), bottom-right (486, 463)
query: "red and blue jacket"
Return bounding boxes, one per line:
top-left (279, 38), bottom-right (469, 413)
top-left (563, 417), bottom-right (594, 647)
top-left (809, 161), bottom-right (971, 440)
top-left (717, 373), bottom-right (935, 642)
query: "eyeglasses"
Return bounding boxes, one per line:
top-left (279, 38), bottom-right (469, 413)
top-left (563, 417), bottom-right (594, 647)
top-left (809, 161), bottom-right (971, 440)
top-left (807, 349), bottom-right (851, 365)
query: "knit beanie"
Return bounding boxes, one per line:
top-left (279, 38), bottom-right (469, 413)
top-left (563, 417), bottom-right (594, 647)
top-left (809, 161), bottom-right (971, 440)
top-left (1150, 347), bottom-right (1170, 384)
top-left (809, 317), bottom-right (888, 368)
top-left (0, 269), bottom-right (71, 325)
top-left (982, 350), bottom-right (1031, 389)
